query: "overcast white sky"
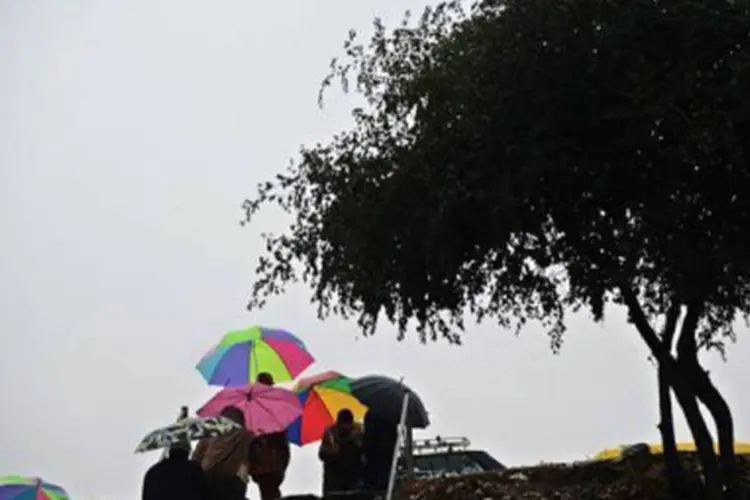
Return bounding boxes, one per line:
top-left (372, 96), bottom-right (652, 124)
top-left (1, 1), bottom-right (748, 499)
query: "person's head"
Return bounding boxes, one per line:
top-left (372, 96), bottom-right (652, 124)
top-left (336, 409), bottom-right (354, 434)
top-left (220, 405), bottom-right (245, 427)
top-left (169, 438), bottom-right (190, 459)
top-left (257, 372), bottom-right (274, 386)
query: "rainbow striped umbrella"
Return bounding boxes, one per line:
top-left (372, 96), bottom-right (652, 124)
top-left (0, 476), bottom-right (70, 500)
top-left (197, 326), bottom-right (314, 386)
top-left (287, 370), bottom-right (368, 446)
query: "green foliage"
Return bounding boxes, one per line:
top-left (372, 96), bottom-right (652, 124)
top-left (243, 0), bottom-right (750, 347)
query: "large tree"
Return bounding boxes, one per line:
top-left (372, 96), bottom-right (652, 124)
top-left (244, 0), bottom-right (750, 497)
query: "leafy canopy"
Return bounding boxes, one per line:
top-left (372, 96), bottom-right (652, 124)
top-left (244, 0), bottom-right (750, 347)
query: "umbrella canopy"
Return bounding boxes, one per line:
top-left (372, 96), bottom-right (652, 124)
top-left (135, 416), bottom-right (242, 453)
top-left (286, 370), bottom-right (368, 446)
top-left (595, 441), bottom-right (750, 460)
top-left (197, 384), bottom-right (302, 435)
top-left (350, 375), bottom-right (430, 429)
top-left (196, 326), bottom-right (314, 386)
top-left (0, 476), bottom-right (69, 500)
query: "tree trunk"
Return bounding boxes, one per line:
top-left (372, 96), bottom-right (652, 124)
top-left (619, 286), bottom-right (724, 500)
top-left (674, 380), bottom-right (723, 499)
top-left (692, 370), bottom-right (741, 500)
top-left (658, 304), bottom-right (686, 499)
top-left (658, 368), bottom-right (685, 498)
top-left (669, 362), bottom-right (723, 500)
top-left (677, 303), bottom-right (741, 500)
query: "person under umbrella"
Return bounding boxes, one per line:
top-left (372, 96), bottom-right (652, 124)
top-left (362, 410), bottom-right (398, 493)
top-left (247, 372), bottom-right (292, 500)
top-left (196, 372), bottom-right (301, 500)
top-left (193, 406), bottom-right (254, 500)
top-left (318, 409), bottom-right (365, 495)
top-left (142, 439), bottom-right (210, 500)
top-left (287, 370), bottom-right (368, 447)
top-left (350, 375), bottom-right (431, 493)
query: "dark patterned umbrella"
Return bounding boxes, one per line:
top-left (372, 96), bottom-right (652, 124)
top-left (135, 416), bottom-right (241, 453)
top-left (350, 375), bottom-right (430, 428)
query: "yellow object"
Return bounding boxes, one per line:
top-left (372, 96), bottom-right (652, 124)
top-left (313, 386), bottom-right (368, 422)
top-left (595, 441), bottom-right (750, 460)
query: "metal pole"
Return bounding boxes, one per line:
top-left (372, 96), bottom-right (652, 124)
top-left (405, 425), bottom-right (414, 480)
top-left (385, 392), bottom-right (410, 500)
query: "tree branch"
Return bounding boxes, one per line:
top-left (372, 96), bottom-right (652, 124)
top-left (618, 282), bottom-right (667, 359)
top-left (658, 300), bottom-right (685, 498)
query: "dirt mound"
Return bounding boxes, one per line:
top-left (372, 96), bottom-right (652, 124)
top-left (399, 453), bottom-right (750, 500)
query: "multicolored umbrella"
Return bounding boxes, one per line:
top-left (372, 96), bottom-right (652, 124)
top-left (287, 370), bottom-right (368, 446)
top-left (0, 476), bottom-right (70, 500)
top-left (135, 416), bottom-right (242, 453)
top-left (196, 326), bottom-right (314, 386)
top-left (197, 384), bottom-right (302, 436)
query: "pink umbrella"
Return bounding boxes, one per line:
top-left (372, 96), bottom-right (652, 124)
top-left (197, 384), bottom-right (302, 435)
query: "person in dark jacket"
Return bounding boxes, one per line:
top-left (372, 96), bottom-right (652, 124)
top-left (142, 440), bottom-right (210, 500)
top-left (318, 409), bottom-right (364, 495)
top-left (362, 410), bottom-right (398, 493)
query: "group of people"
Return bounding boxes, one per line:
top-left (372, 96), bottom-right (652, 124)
top-left (142, 372), bottom-right (400, 500)
top-left (142, 373), bottom-right (291, 500)
top-left (318, 408), bottom-right (398, 496)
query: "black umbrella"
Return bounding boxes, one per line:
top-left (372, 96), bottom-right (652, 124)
top-left (350, 375), bottom-right (430, 429)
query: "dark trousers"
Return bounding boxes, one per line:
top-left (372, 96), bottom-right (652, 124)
top-left (323, 466), bottom-right (363, 495)
top-left (205, 473), bottom-right (247, 500)
top-left (363, 458), bottom-right (390, 493)
top-left (252, 473), bottom-right (284, 500)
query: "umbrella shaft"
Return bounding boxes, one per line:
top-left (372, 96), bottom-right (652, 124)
top-left (385, 392), bottom-right (410, 500)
